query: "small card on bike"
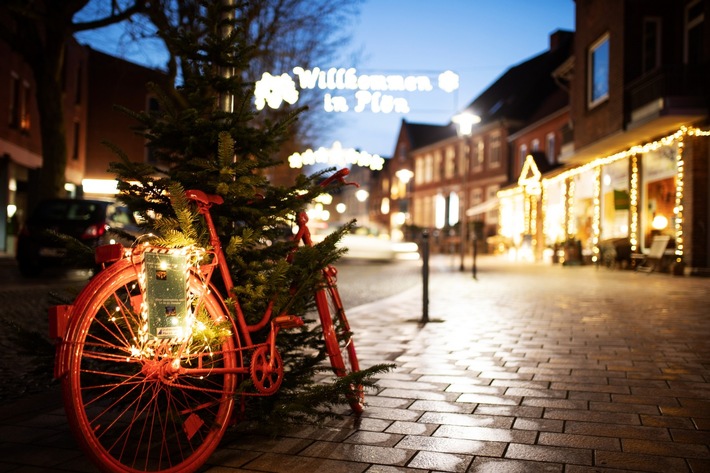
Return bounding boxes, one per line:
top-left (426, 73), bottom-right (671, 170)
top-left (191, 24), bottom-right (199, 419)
top-left (143, 250), bottom-right (189, 340)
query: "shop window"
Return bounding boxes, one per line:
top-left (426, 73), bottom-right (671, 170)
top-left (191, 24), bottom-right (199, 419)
top-left (600, 159), bottom-right (630, 240)
top-left (588, 33), bottom-right (610, 108)
top-left (642, 146), bottom-right (677, 248)
top-left (571, 171), bottom-right (596, 251)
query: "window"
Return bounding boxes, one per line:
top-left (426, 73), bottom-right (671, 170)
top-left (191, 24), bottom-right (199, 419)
top-left (9, 74), bottom-right (31, 132)
top-left (72, 122), bottom-right (80, 161)
top-left (75, 61), bottom-right (83, 105)
top-left (588, 33), bottom-right (610, 108)
top-left (9, 74), bottom-right (20, 128)
top-left (519, 144), bottom-right (528, 164)
top-left (685, 0), bottom-right (704, 65)
top-left (489, 133), bottom-right (501, 168)
top-left (642, 17), bottom-right (661, 73)
top-left (424, 154), bottom-right (433, 183)
top-left (546, 132), bottom-right (556, 163)
top-left (472, 139), bottom-right (484, 171)
top-left (531, 139), bottom-right (540, 151)
top-left (460, 141), bottom-right (469, 177)
top-left (486, 185), bottom-right (499, 223)
top-left (433, 150), bottom-right (442, 181)
top-left (444, 146), bottom-right (455, 179)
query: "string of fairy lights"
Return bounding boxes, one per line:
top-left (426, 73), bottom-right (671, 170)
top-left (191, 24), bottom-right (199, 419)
top-left (499, 126), bottom-right (709, 263)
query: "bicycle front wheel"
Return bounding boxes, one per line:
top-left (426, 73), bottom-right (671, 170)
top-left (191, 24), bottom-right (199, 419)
top-left (61, 259), bottom-right (239, 473)
top-left (315, 267), bottom-right (364, 414)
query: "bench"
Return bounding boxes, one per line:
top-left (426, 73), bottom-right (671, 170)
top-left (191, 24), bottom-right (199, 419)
top-left (634, 235), bottom-right (671, 273)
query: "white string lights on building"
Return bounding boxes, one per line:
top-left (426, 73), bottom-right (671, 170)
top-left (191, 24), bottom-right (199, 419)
top-left (499, 126), bottom-right (708, 262)
top-left (591, 166), bottom-right (601, 263)
top-left (629, 154), bottom-right (639, 252)
top-left (674, 139), bottom-right (685, 262)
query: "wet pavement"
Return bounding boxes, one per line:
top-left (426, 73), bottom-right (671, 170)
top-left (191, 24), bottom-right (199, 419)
top-left (1, 255), bottom-right (709, 472)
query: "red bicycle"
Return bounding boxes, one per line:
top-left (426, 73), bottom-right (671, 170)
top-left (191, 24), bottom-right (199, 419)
top-left (49, 168), bottom-right (362, 473)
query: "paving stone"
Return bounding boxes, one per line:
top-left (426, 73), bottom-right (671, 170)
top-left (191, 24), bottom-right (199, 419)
top-left (384, 421), bottom-right (438, 436)
top-left (433, 424), bottom-right (537, 444)
top-left (505, 443), bottom-right (593, 465)
top-left (594, 450), bottom-right (690, 472)
top-left (300, 441), bottom-right (415, 466)
top-left (395, 434), bottom-right (506, 456)
top-left (468, 457), bottom-right (563, 472)
top-left (406, 450), bottom-right (472, 472)
top-left (240, 452), bottom-right (369, 473)
top-left (4, 255), bottom-right (710, 472)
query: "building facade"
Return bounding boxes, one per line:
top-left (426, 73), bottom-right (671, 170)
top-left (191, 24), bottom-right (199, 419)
top-left (499, 0), bottom-right (710, 274)
top-left (0, 38), bottom-right (88, 253)
top-left (0, 40), bottom-right (168, 254)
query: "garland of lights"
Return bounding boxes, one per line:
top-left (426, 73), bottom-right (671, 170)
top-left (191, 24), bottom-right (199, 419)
top-left (531, 126), bottom-right (709, 261)
top-left (675, 139), bottom-right (685, 262)
top-left (629, 154), bottom-right (639, 251)
top-left (591, 166), bottom-right (601, 263)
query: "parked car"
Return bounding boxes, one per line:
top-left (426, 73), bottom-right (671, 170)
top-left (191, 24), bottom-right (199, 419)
top-left (314, 225), bottom-right (419, 262)
top-left (16, 198), bottom-right (143, 277)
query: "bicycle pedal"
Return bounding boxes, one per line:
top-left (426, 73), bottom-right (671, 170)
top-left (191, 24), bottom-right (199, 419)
top-left (273, 315), bottom-right (304, 329)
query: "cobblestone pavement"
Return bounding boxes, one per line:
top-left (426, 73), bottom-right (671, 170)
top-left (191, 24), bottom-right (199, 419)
top-left (1, 255), bottom-right (709, 472)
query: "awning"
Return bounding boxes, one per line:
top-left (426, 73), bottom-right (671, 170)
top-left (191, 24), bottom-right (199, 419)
top-left (466, 197), bottom-right (499, 217)
top-left (1, 139), bottom-right (42, 168)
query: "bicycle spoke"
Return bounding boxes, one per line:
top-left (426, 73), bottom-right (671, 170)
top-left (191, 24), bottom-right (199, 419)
top-left (62, 260), bottom-right (238, 472)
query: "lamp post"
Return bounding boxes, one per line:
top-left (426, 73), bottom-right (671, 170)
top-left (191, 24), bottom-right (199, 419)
top-left (452, 112), bottom-right (481, 271)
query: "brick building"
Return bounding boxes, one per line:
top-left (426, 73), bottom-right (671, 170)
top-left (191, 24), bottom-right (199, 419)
top-left (500, 0), bottom-right (710, 274)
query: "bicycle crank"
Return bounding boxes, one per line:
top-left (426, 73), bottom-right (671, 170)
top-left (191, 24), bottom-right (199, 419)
top-left (250, 346), bottom-right (284, 395)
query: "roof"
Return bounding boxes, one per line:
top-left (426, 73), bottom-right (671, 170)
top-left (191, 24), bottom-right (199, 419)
top-left (401, 119), bottom-right (457, 151)
top-left (458, 30), bottom-right (574, 127)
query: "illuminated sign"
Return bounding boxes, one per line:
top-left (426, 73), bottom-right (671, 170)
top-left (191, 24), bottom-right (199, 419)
top-left (287, 141), bottom-right (385, 171)
top-left (255, 67), bottom-right (459, 114)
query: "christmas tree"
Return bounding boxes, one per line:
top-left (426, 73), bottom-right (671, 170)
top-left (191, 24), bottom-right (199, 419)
top-left (108, 2), bottom-right (390, 426)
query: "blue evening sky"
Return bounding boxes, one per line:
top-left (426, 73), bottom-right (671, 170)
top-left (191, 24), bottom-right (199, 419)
top-left (77, 1), bottom-right (575, 159)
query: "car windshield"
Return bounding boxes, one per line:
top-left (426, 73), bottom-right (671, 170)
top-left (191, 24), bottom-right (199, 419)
top-left (34, 201), bottom-right (105, 222)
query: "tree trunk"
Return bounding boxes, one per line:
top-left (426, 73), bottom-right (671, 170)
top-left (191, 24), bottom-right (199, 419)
top-left (31, 28), bottom-right (68, 203)
top-left (34, 71), bottom-right (68, 202)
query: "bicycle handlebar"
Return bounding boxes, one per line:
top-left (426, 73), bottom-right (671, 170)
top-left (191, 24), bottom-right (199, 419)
top-left (321, 168), bottom-right (359, 188)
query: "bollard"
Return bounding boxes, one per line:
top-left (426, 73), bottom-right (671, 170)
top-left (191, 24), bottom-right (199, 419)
top-left (421, 230), bottom-right (429, 324)
top-left (472, 235), bottom-right (478, 280)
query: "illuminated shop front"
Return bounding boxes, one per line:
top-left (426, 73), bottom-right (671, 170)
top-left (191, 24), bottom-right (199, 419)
top-left (498, 127), bottom-right (704, 269)
top-left (599, 158), bottom-right (630, 240)
top-left (641, 144), bottom-right (678, 249)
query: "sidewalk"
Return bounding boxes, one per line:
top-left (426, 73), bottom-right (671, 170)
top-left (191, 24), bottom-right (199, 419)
top-left (1, 256), bottom-right (709, 472)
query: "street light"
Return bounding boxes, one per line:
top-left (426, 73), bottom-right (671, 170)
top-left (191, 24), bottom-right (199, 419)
top-left (452, 111), bottom-right (481, 272)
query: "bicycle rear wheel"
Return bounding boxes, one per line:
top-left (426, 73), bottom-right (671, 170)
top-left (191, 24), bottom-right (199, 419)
top-left (62, 259), bottom-right (239, 473)
top-left (315, 266), bottom-right (364, 414)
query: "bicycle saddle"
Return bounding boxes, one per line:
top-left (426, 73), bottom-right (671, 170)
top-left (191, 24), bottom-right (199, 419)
top-left (186, 189), bottom-right (224, 206)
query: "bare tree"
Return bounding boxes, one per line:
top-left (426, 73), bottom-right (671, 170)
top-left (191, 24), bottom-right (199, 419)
top-left (0, 0), bottom-right (361, 200)
top-left (120, 0), bottom-right (363, 150)
top-left (0, 0), bottom-right (151, 201)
